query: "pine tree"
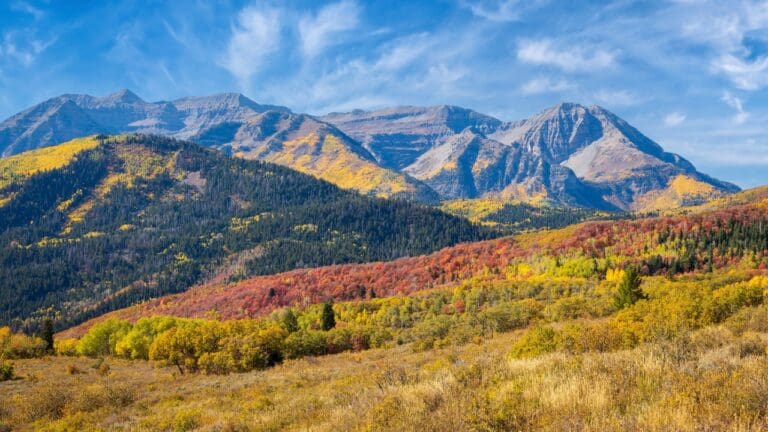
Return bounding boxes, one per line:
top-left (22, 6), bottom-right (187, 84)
top-left (42, 318), bottom-right (54, 352)
top-left (321, 301), bottom-right (336, 331)
top-left (614, 266), bottom-right (645, 309)
top-left (281, 309), bottom-right (299, 333)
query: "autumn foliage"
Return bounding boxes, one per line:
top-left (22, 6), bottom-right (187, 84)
top-left (63, 197), bottom-right (768, 338)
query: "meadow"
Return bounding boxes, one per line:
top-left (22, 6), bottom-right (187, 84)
top-left (2, 309), bottom-right (768, 431)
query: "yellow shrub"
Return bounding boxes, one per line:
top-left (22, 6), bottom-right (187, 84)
top-left (54, 339), bottom-right (79, 356)
top-left (509, 326), bottom-right (558, 358)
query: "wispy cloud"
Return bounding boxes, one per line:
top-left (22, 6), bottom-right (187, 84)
top-left (519, 77), bottom-right (572, 94)
top-left (298, 1), bottom-right (359, 58)
top-left (10, 1), bottom-right (44, 20)
top-left (517, 39), bottom-right (618, 72)
top-left (372, 33), bottom-right (435, 71)
top-left (663, 111), bottom-right (686, 126)
top-left (298, 33), bottom-right (441, 111)
top-left (679, 0), bottom-right (768, 90)
top-left (262, 27), bottom-right (481, 114)
top-left (460, 0), bottom-right (520, 22)
top-left (0, 32), bottom-right (52, 66)
top-left (221, 6), bottom-right (282, 91)
top-left (721, 91), bottom-right (750, 124)
top-left (594, 89), bottom-right (637, 107)
top-left (711, 54), bottom-right (768, 90)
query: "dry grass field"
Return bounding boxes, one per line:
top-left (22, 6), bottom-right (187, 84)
top-left (3, 316), bottom-right (768, 431)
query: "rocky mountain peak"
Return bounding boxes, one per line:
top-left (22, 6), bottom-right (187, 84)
top-left (103, 88), bottom-right (144, 105)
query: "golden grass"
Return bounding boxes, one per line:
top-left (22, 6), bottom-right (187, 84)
top-left (0, 136), bottom-right (101, 190)
top-left (3, 324), bottom-right (767, 431)
top-left (672, 185), bottom-right (768, 215)
top-left (633, 175), bottom-right (722, 212)
top-left (440, 198), bottom-right (507, 222)
top-left (263, 133), bottom-right (414, 198)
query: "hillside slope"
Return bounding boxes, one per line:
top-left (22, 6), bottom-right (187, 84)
top-left (0, 134), bottom-right (490, 329)
top-left (63, 185), bottom-right (768, 337)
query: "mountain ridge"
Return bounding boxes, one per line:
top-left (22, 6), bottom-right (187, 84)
top-left (324, 101), bottom-right (739, 210)
top-left (0, 90), bottom-right (739, 211)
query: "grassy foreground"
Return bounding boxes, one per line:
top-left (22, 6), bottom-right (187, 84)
top-left (2, 315), bottom-right (768, 431)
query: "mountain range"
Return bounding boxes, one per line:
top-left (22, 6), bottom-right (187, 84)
top-left (0, 90), bottom-right (739, 211)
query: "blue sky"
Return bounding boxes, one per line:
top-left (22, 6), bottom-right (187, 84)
top-left (1, 0), bottom-right (767, 188)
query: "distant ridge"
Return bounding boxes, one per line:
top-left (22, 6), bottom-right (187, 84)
top-left (323, 102), bottom-right (739, 210)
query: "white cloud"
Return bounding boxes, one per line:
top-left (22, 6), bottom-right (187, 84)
top-left (221, 6), bottom-right (282, 91)
top-left (679, 1), bottom-right (768, 90)
top-left (260, 28), bottom-right (480, 114)
top-left (298, 1), bottom-right (359, 58)
top-left (426, 63), bottom-right (468, 87)
top-left (517, 39), bottom-right (617, 72)
top-left (663, 111), bottom-right (686, 126)
top-left (0, 33), bottom-right (52, 67)
top-left (721, 91), bottom-right (750, 124)
top-left (711, 54), bottom-right (768, 91)
top-left (594, 89), bottom-right (637, 107)
top-left (372, 33), bottom-right (434, 71)
top-left (460, 0), bottom-right (520, 22)
top-left (519, 77), bottom-right (572, 94)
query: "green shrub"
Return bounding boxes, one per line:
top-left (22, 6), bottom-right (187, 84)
top-left (283, 330), bottom-right (327, 359)
top-left (614, 266), bottom-right (645, 310)
top-left (77, 319), bottom-right (132, 357)
top-left (410, 315), bottom-right (453, 351)
top-left (173, 409), bottom-right (200, 432)
top-left (0, 362), bottom-right (13, 381)
top-left (543, 296), bottom-right (592, 321)
top-left (199, 351), bottom-right (237, 375)
top-left (478, 301), bottom-right (535, 333)
top-left (704, 281), bottom-right (764, 324)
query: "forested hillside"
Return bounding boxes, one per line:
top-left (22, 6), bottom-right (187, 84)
top-left (63, 186), bottom-right (768, 337)
top-left (440, 198), bottom-right (623, 232)
top-left (0, 135), bottom-right (491, 331)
